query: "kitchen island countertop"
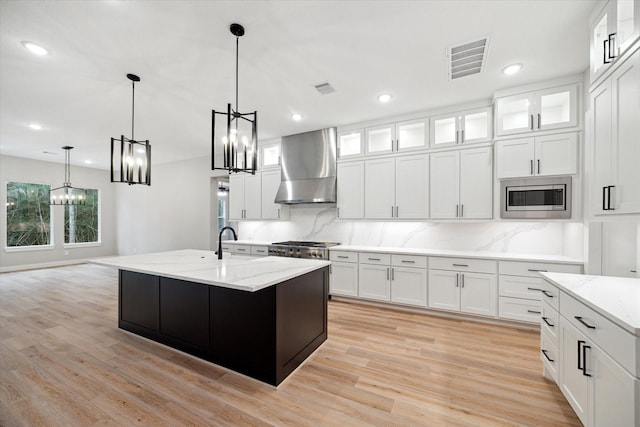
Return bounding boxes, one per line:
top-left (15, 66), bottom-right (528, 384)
top-left (91, 249), bottom-right (330, 292)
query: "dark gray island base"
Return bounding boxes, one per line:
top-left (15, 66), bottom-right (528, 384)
top-left (118, 266), bottom-right (329, 386)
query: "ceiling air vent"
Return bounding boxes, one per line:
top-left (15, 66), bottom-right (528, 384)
top-left (448, 37), bottom-right (489, 80)
top-left (314, 82), bottom-right (335, 95)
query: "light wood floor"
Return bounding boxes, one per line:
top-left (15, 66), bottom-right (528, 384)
top-left (0, 264), bottom-right (580, 426)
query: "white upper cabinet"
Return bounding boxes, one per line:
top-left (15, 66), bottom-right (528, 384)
top-left (592, 47), bottom-right (640, 214)
top-left (365, 118), bottom-right (428, 156)
top-left (495, 84), bottom-right (578, 136)
top-left (430, 147), bottom-right (493, 219)
top-left (430, 106), bottom-right (492, 148)
top-left (260, 169), bottom-right (289, 220)
top-left (590, 0), bottom-right (640, 86)
top-left (229, 173), bottom-right (261, 220)
top-left (337, 161), bottom-right (365, 219)
top-left (364, 154), bottom-right (429, 220)
top-left (337, 129), bottom-right (364, 159)
top-left (496, 133), bottom-right (578, 178)
top-left (259, 141), bottom-right (281, 169)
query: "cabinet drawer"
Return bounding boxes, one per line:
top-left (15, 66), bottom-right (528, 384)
top-left (540, 329), bottom-right (559, 384)
top-left (499, 275), bottom-right (545, 300)
top-left (539, 280), bottom-right (559, 311)
top-left (359, 252), bottom-right (391, 265)
top-left (498, 297), bottom-right (541, 323)
top-left (541, 301), bottom-right (559, 348)
top-left (560, 291), bottom-right (639, 376)
top-left (429, 257), bottom-right (497, 274)
top-left (233, 244), bottom-right (251, 255)
top-left (391, 254), bottom-right (427, 269)
top-left (330, 251), bottom-right (358, 263)
top-left (251, 246), bottom-right (268, 256)
top-left (220, 243), bottom-right (234, 253)
top-left (499, 260), bottom-right (582, 278)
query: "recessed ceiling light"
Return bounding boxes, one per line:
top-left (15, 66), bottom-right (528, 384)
top-left (502, 63), bottom-right (523, 76)
top-left (377, 93), bottom-right (392, 103)
top-left (21, 41), bottom-right (50, 56)
top-left (291, 113), bottom-right (303, 121)
top-left (29, 123), bottom-right (43, 130)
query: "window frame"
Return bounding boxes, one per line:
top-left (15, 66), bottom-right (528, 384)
top-left (63, 188), bottom-right (102, 247)
top-left (4, 180), bottom-right (55, 252)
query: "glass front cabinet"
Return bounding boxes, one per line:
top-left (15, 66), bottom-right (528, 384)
top-left (430, 106), bottom-right (492, 148)
top-left (364, 118), bottom-right (428, 156)
top-left (495, 84), bottom-right (578, 137)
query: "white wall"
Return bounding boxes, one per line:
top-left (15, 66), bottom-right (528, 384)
top-left (115, 156), bottom-right (221, 255)
top-left (0, 155), bottom-right (117, 270)
top-left (238, 205), bottom-right (584, 259)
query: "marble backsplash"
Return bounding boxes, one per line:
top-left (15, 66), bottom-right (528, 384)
top-left (237, 206), bottom-right (585, 259)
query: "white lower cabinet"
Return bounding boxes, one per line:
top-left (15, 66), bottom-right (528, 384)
top-left (428, 257), bottom-right (497, 317)
top-left (358, 263), bottom-right (391, 301)
top-left (329, 251), bottom-right (358, 297)
top-left (390, 255), bottom-right (428, 307)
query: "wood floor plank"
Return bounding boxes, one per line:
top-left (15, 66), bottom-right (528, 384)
top-left (0, 264), bottom-right (581, 426)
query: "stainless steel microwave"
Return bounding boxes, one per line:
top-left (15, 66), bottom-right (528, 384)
top-left (500, 176), bottom-right (572, 219)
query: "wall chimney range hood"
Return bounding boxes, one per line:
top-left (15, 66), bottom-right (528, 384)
top-left (274, 127), bottom-right (337, 204)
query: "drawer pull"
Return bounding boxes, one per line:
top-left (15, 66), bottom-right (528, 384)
top-left (236, 248), bottom-right (246, 252)
top-left (528, 268), bottom-right (548, 272)
top-left (527, 310), bottom-right (541, 314)
top-left (575, 316), bottom-right (596, 330)
top-left (527, 287), bottom-right (542, 292)
top-left (541, 290), bottom-right (554, 298)
top-left (337, 256), bottom-right (349, 259)
top-left (542, 317), bottom-right (555, 327)
top-left (452, 263), bottom-right (468, 267)
top-left (401, 260), bottom-right (415, 264)
top-left (541, 349), bottom-right (554, 363)
top-left (368, 258), bottom-right (381, 261)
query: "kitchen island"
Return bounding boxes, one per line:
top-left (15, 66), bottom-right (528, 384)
top-left (92, 250), bottom-right (330, 386)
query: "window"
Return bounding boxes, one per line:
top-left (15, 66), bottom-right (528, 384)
top-left (6, 182), bottom-right (52, 247)
top-left (65, 189), bottom-right (99, 244)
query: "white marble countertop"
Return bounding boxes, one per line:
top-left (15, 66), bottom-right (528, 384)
top-left (541, 272), bottom-right (640, 336)
top-left (331, 245), bottom-right (583, 264)
top-left (90, 249), bottom-right (330, 292)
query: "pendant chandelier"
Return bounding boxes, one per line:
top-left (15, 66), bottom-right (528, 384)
top-left (50, 146), bottom-right (87, 205)
top-left (212, 23), bottom-right (257, 174)
top-left (111, 73), bottom-right (151, 185)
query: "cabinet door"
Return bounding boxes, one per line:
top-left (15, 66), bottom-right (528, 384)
top-left (615, 0), bottom-right (640, 56)
top-left (391, 266), bottom-right (427, 307)
top-left (244, 174), bottom-right (262, 219)
top-left (330, 262), bottom-right (358, 297)
top-left (536, 85), bottom-right (578, 131)
top-left (560, 318), bottom-right (590, 426)
top-left (261, 169), bottom-right (287, 220)
top-left (337, 161), bottom-right (365, 219)
top-left (591, 80), bottom-right (614, 214)
top-left (430, 113), bottom-right (459, 147)
top-left (459, 147), bottom-right (492, 219)
top-left (535, 133), bottom-right (578, 176)
top-left (611, 48), bottom-right (640, 213)
top-left (495, 92), bottom-right (535, 136)
top-left (462, 107), bottom-right (492, 144)
top-left (365, 158), bottom-right (395, 219)
top-left (338, 130), bottom-right (364, 159)
top-left (430, 151), bottom-right (460, 219)
top-left (229, 174), bottom-right (245, 220)
top-left (427, 270), bottom-right (460, 311)
top-left (395, 154), bottom-right (429, 219)
top-left (459, 272), bottom-right (497, 317)
top-left (496, 138), bottom-right (535, 178)
top-left (358, 264), bottom-right (390, 301)
top-left (396, 118), bottom-right (428, 151)
top-left (602, 221), bottom-right (638, 277)
top-left (260, 142), bottom-right (281, 169)
top-left (366, 124), bottom-right (395, 155)
top-left (159, 277), bottom-right (209, 352)
top-left (590, 3), bottom-right (614, 85)
top-left (591, 343), bottom-right (639, 427)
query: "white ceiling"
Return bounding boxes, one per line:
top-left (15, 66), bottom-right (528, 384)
top-left (0, 0), bottom-right (597, 170)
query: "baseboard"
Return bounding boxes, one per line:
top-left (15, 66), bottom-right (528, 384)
top-left (0, 259), bottom-right (88, 273)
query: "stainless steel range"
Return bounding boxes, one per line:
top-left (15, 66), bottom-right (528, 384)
top-left (268, 241), bottom-right (339, 259)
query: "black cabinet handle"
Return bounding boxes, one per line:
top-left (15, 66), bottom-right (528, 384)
top-left (530, 114), bottom-right (534, 130)
top-left (452, 263), bottom-right (469, 267)
top-left (542, 316), bottom-right (555, 327)
top-left (461, 129), bottom-right (465, 143)
top-left (456, 273), bottom-right (459, 288)
top-left (575, 316), bottom-right (596, 330)
top-left (608, 33), bottom-right (617, 60)
top-left (541, 349), bottom-right (554, 363)
top-left (577, 340), bottom-right (584, 371)
top-left (337, 255), bottom-right (349, 259)
top-left (527, 269), bottom-right (548, 273)
top-left (582, 344), bottom-right (592, 377)
top-left (530, 159), bottom-right (534, 175)
top-left (602, 186), bottom-right (607, 211)
top-left (607, 185), bottom-right (615, 210)
top-left (541, 290), bottom-right (554, 298)
top-left (537, 113), bottom-right (541, 130)
top-left (527, 309), bottom-right (541, 314)
top-left (537, 159), bottom-right (540, 174)
top-left (401, 260), bottom-right (415, 264)
top-left (604, 39), bottom-right (611, 64)
top-left (368, 258), bottom-right (381, 261)
top-left (527, 287), bottom-right (542, 291)
top-left (456, 130), bottom-right (459, 144)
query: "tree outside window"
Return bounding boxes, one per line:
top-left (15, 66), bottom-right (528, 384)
top-left (65, 189), bottom-right (99, 244)
top-left (6, 182), bottom-right (52, 247)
